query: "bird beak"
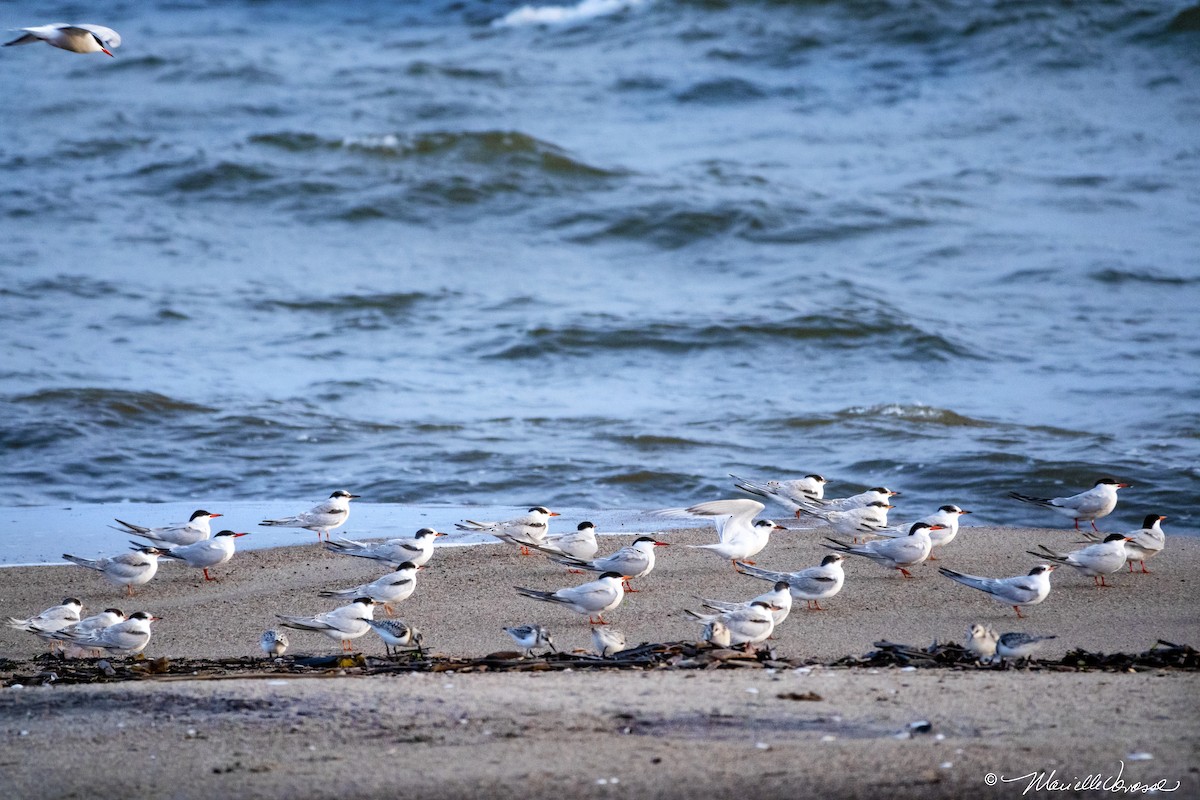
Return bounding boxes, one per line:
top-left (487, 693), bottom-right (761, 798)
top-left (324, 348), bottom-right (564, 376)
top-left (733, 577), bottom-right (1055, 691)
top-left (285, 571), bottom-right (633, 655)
top-left (434, 531), bottom-right (448, 537)
top-left (212, 513), bottom-right (223, 518)
top-left (233, 532), bottom-right (249, 537)
top-left (102, 48), bottom-right (114, 57)
top-left (929, 524), bottom-right (946, 531)
top-left (888, 491), bottom-right (900, 496)
top-left (653, 541), bottom-right (670, 547)
top-left (959, 509), bottom-right (972, 514)
top-left (1117, 483), bottom-right (1131, 489)
top-left (150, 615), bottom-right (162, 622)
top-left (549, 512), bottom-right (561, 517)
top-left (884, 504), bottom-right (895, 509)
top-left (1046, 565), bottom-right (1058, 570)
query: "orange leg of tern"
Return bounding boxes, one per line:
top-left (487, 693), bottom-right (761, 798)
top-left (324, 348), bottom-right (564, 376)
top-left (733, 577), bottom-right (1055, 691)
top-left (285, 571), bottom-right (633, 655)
top-left (589, 615), bottom-right (609, 625)
top-left (897, 567), bottom-right (913, 578)
top-left (806, 600), bottom-right (825, 611)
top-left (622, 578), bottom-right (639, 593)
top-left (125, 584), bottom-right (134, 598)
top-left (383, 603), bottom-right (395, 616)
top-left (1014, 605), bottom-right (1025, 618)
top-left (342, 640), bottom-right (352, 652)
top-left (203, 568), bottom-right (217, 581)
top-left (1139, 562), bottom-right (1150, 574)
top-left (520, 546), bottom-right (531, 556)
top-left (567, 568), bottom-right (585, 574)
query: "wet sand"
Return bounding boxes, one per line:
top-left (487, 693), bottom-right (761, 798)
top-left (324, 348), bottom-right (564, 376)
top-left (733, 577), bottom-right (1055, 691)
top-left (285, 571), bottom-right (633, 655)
top-left (1, 522), bottom-right (1197, 798)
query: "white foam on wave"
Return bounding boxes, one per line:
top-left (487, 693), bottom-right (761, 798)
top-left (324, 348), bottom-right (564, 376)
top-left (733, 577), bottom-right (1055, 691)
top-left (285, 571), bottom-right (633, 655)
top-left (494, 0), bottom-right (647, 28)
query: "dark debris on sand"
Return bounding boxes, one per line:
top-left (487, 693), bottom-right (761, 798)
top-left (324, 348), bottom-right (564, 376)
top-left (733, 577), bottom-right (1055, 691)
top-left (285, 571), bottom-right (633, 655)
top-left (3, 640), bottom-right (1196, 687)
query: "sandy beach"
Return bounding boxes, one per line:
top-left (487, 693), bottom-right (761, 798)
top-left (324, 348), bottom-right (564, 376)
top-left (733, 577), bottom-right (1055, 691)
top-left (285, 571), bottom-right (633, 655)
top-left (1, 522), bottom-right (1197, 798)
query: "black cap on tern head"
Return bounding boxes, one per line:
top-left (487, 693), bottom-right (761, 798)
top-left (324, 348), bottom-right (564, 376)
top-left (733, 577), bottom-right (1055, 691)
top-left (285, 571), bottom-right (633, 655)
top-left (190, 510), bottom-right (216, 520)
top-left (821, 554), bottom-right (844, 565)
top-left (600, 571), bottom-right (624, 580)
top-left (577, 521), bottom-right (595, 531)
top-left (773, 580), bottom-right (790, 592)
top-left (1102, 533), bottom-right (1128, 543)
top-left (397, 562), bottom-right (417, 571)
top-left (1141, 514), bottom-right (1165, 529)
top-left (62, 597), bottom-right (82, 607)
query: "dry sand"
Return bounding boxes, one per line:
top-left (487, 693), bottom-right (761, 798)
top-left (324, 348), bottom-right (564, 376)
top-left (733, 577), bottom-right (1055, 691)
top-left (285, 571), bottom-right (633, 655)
top-left (1, 522), bottom-right (1197, 798)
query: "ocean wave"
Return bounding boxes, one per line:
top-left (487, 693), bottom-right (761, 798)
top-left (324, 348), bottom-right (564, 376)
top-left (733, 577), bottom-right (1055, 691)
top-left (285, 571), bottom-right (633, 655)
top-left (254, 291), bottom-right (438, 317)
top-left (1089, 267), bottom-right (1198, 285)
top-left (494, 0), bottom-right (647, 28)
top-left (485, 310), bottom-right (976, 361)
top-left (250, 129), bottom-right (622, 178)
top-left (11, 388), bottom-right (215, 420)
top-left (556, 197), bottom-right (930, 249)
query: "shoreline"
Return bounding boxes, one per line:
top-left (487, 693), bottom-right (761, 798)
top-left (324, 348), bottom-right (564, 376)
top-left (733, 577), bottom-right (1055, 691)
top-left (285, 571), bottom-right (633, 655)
top-left (1, 522), bottom-right (1197, 799)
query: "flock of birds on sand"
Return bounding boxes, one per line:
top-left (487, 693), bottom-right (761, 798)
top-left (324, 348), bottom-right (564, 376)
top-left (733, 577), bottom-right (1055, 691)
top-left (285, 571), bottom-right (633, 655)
top-left (4, 473), bottom-right (1171, 667)
top-left (0, 22), bottom-right (1174, 668)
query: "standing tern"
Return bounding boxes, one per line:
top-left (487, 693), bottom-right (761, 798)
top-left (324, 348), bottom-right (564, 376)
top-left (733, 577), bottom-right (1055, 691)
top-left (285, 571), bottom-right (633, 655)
top-left (1008, 477), bottom-right (1129, 531)
top-left (260, 629), bottom-right (289, 658)
top-left (1082, 514), bottom-right (1166, 574)
top-left (56, 608), bottom-right (126, 658)
top-left (592, 626), bottom-right (627, 658)
top-left (822, 522), bottom-right (942, 578)
top-left (875, 505), bottom-right (971, 557)
top-left (964, 623), bottom-right (999, 662)
top-left (319, 562), bottom-right (418, 615)
top-left (700, 581), bottom-right (792, 628)
top-left (456, 506), bottom-right (559, 555)
top-left (1026, 533), bottom-right (1133, 587)
top-left (735, 554), bottom-right (846, 610)
top-left (515, 572), bottom-right (625, 625)
top-left (541, 536), bottom-right (668, 591)
top-left (730, 473), bottom-right (828, 516)
top-left (148, 530), bottom-right (248, 581)
top-left (5, 598), bottom-right (82, 636)
top-left (808, 486), bottom-right (900, 512)
top-left (63, 546), bottom-right (164, 596)
top-left (112, 510), bottom-right (222, 546)
top-left (938, 564), bottom-right (1056, 618)
top-left (659, 499), bottom-right (782, 569)
top-left (325, 528), bottom-right (444, 568)
top-left (47, 611), bottom-right (159, 657)
top-left (796, 500), bottom-right (894, 543)
top-left (366, 619), bottom-right (424, 656)
top-left (537, 521), bottom-right (600, 561)
top-left (276, 597), bottom-right (377, 651)
top-left (685, 600), bottom-right (779, 651)
top-left (503, 624), bottom-right (555, 657)
top-left (260, 490), bottom-right (360, 541)
top-left (4, 24), bottom-right (121, 56)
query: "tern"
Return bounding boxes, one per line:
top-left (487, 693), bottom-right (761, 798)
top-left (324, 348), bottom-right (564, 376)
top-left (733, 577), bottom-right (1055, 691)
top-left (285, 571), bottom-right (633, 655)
top-left (319, 562), bottom-right (418, 614)
top-left (276, 597), bottom-right (377, 651)
top-left (875, 504), bottom-right (971, 557)
top-left (660, 498), bottom-right (782, 569)
top-left (325, 528), bottom-right (444, 568)
top-left (4, 23), bottom-right (121, 56)
top-left (938, 564), bottom-right (1056, 618)
top-left (1027, 533), bottom-right (1133, 587)
top-left (5, 598), bottom-right (82, 637)
top-left (1008, 477), bottom-right (1129, 531)
top-left (260, 629), bottom-right (289, 658)
top-left (260, 490), bottom-right (360, 541)
top-left (700, 581), bottom-right (792, 628)
top-left (47, 611), bottom-right (158, 657)
top-left (730, 472), bottom-right (828, 515)
top-left (736, 554), bottom-right (846, 610)
top-left (592, 626), bottom-right (627, 658)
top-left (112, 510), bottom-right (222, 546)
top-left (822, 522), bottom-right (942, 578)
top-left (456, 506), bottom-right (559, 555)
top-left (148, 530), bottom-right (248, 581)
top-left (515, 572), bottom-right (625, 625)
top-left (1082, 514), bottom-right (1166, 574)
top-left (541, 536), bottom-right (668, 591)
top-left (685, 600), bottom-right (779, 651)
top-left (63, 546), bottom-right (164, 596)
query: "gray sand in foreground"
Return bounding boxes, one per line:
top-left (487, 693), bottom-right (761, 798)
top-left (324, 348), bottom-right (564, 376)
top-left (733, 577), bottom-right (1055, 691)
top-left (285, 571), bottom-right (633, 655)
top-left (1, 523), bottom-right (1197, 799)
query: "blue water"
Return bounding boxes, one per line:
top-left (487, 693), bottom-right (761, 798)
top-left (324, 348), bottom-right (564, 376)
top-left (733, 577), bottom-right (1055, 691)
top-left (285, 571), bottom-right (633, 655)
top-left (1, 0), bottom-right (1198, 559)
